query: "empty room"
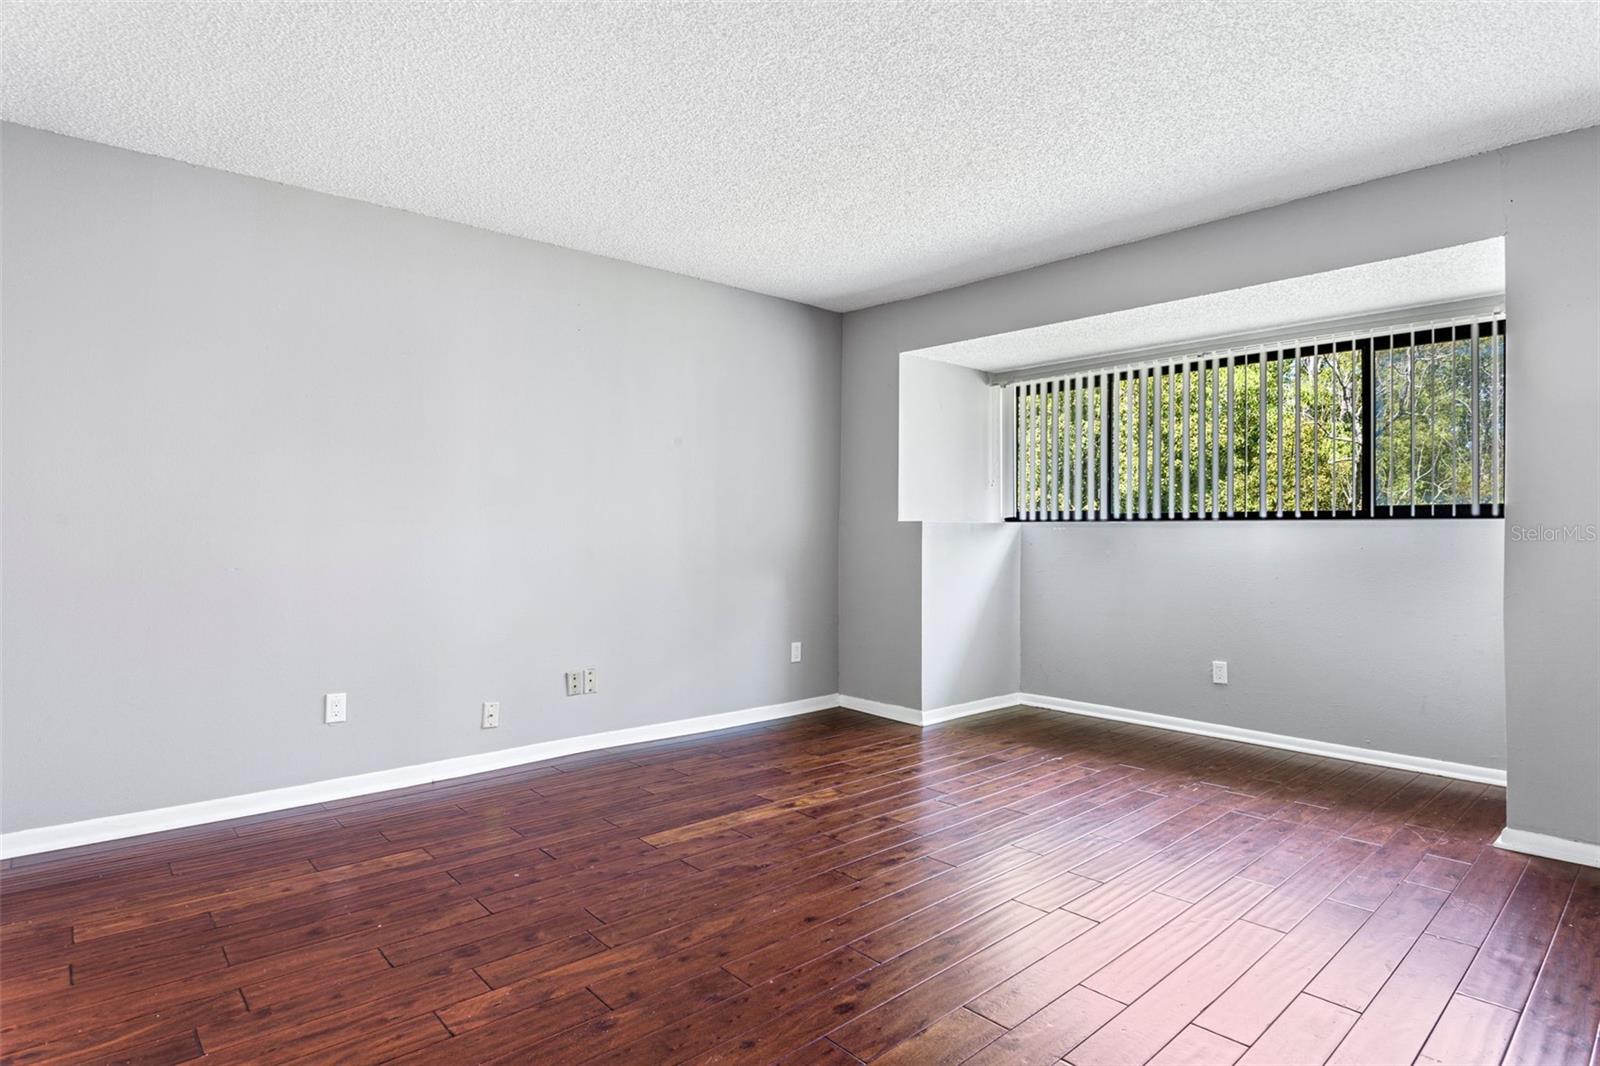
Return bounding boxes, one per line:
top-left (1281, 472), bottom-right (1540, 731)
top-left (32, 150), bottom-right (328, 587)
top-left (2, 2), bottom-right (1597, 1064)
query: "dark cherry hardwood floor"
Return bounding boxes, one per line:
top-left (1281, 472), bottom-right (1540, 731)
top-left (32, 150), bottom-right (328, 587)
top-left (2, 707), bottom-right (1596, 1065)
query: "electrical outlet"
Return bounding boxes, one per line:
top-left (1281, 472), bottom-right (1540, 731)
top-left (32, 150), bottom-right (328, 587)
top-left (565, 672), bottom-right (583, 697)
top-left (324, 692), bottom-right (347, 724)
top-left (482, 701), bottom-right (500, 729)
top-left (790, 641), bottom-right (803, 663)
top-left (1211, 660), bottom-right (1228, 685)
top-left (583, 668), bottom-right (597, 694)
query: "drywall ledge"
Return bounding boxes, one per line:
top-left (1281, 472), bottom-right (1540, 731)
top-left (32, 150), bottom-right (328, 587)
top-left (0, 694), bottom-right (840, 859)
top-left (1494, 828), bottom-right (1600, 869)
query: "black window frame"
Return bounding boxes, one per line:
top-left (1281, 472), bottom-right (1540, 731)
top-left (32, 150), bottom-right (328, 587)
top-left (1008, 317), bottom-right (1506, 522)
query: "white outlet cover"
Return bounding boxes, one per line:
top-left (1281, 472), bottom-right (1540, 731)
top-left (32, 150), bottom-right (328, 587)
top-left (791, 642), bottom-right (803, 663)
top-left (482, 701), bottom-right (500, 728)
top-left (583, 668), bottom-right (597, 694)
top-left (565, 672), bottom-right (582, 696)
top-left (1211, 661), bottom-right (1228, 685)
top-left (324, 692), bottom-right (347, 724)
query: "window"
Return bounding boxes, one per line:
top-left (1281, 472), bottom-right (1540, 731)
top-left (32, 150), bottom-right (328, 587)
top-left (1012, 314), bottom-right (1505, 521)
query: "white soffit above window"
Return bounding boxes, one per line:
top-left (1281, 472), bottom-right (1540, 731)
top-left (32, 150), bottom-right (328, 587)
top-left (0, 4), bottom-right (1594, 312)
top-left (905, 239), bottom-right (1506, 377)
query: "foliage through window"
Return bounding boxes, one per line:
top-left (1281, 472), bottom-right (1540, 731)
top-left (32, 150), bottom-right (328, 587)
top-left (1012, 315), bottom-right (1505, 520)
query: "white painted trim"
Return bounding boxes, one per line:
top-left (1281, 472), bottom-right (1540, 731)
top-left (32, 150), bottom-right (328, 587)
top-left (3, 687), bottom-right (1517, 860)
top-left (922, 692), bottom-right (1026, 725)
top-left (1495, 828), bottom-right (1600, 868)
top-left (838, 691), bottom-right (1504, 792)
top-left (1021, 694), bottom-right (1506, 786)
top-left (839, 692), bottom-right (1024, 726)
top-left (837, 694), bottom-right (923, 725)
top-left (0, 694), bottom-right (841, 859)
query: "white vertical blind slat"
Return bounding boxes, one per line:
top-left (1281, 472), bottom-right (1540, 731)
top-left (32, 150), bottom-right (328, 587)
top-left (1407, 342), bottom-right (1417, 517)
top-left (1276, 353), bottom-right (1285, 517)
top-left (1492, 329), bottom-right (1503, 514)
top-left (1063, 378), bottom-right (1073, 521)
top-left (1169, 370), bottom-right (1179, 518)
top-left (1039, 381), bottom-right (1048, 520)
top-left (1350, 337), bottom-right (1359, 515)
top-left (1090, 374), bottom-right (1098, 519)
top-left (1134, 371), bottom-right (1144, 519)
top-left (1046, 380), bottom-right (1057, 521)
top-left (1025, 382), bottom-right (1035, 521)
top-left (1159, 371), bottom-right (1167, 518)
top-left (1225, 359), bottom-right (1235, 516)
top-left (1113, 373), bottom-right (1123, 519)
top-left (1072, 376), bottom-right (1081, 520)
top-left (1075, 376), bottom-right (1085, 519)
top-left (1017, 383), bottom-right (1025, 521)
top-left (1052, 379), bottom-right (1063, 519)
top-left (1022, 382), bottom-right (1029, 521)
top-left (1258, 357), bottom-right (1268, 517)
top-left (1294, 349), bottom-right (1303, 516)
top-left (1181, 365), bottom-right (1191, 518)
top-left (1449, 331), bottom-right (1460, 518)
top-left (1210, 360), bottom-right (1219, 518)
top-left (1010, 311), bottom-right (1503, 522)
top-left (1311, 351), bottom-right (1321, 515)
top-left (1471, 322), bottom-right (1481, 516)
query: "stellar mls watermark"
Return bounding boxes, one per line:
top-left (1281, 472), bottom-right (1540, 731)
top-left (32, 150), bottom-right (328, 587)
top-left (1508, 524), bottom-right (1598, 543)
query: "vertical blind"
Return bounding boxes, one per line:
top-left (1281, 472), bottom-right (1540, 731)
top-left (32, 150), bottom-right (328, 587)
top-left (1014, 313), bottom-right (1505, 521)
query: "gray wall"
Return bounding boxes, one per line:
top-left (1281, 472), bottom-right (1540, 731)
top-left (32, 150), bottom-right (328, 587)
top-left (1502, 131), bottom-right (1600, 844)
top-left (923, 523), bottom-right (1019, 710)
top-left (841, 127), bottom-right (1598, 845)
top-left (1, 124), bottom-right (842, 832)
top-left (898, 358), bottom-right (1003, 523)
top-left (839, 309), bottom-right (923, 709)
top-left (1023, 521), bottom-right (1506, 769)
top-left (841, 144), bottom-right (1504, 714)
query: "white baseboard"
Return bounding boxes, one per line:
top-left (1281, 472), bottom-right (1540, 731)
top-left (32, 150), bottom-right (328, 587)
top-left (839, 692), bottom-right (1023, 727)
top-left (922, 692), bottom-right (1027, 725)
top-left (839, 691), bottom-right (1505, 789)
top-left (0, 693), bottom-right (841, 860)
top-left (2, 687), bottom-right (1517, 861)
top-left (838, 694), bottom-right (923, 725)
top-left (1021, 694), bottom-right (1507, 786)
top-left (1494, 828), bottom-right (1600, 868)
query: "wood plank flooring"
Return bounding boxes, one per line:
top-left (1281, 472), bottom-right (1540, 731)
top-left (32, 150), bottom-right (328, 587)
top-left (2, 706), bottom-right (1596, 1065)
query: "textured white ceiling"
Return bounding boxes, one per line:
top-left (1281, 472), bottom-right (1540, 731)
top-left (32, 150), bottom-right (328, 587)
top-left (1, 3), bottom-right (1595, 312)
top-left (908, 239), bottom-right (1506, 374)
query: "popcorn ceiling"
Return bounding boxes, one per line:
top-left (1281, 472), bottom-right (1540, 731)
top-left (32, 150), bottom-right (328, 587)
top-left (1, 2), bottom-right (1594, 311)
